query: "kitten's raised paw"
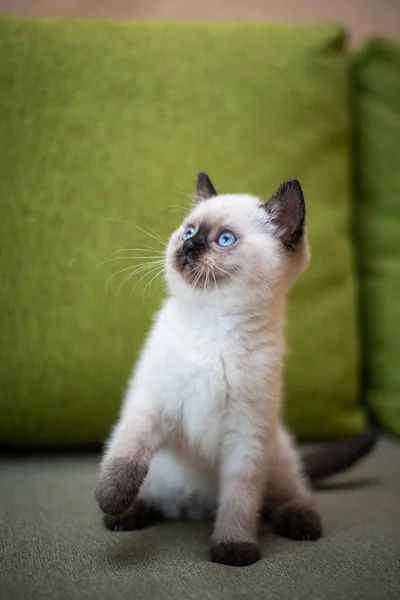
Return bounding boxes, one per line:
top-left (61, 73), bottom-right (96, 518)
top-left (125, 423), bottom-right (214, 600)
top-left (95, 457), bottom-right (148, 517)
top-left (273, 501), bottom-right (322, 541)
top-left (104, 500), bottom-right (151, 532)
top-left (210, 541), bottom-right (261, 567)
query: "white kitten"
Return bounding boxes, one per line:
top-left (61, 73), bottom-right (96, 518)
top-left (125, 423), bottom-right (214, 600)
top-left (96, 174), bottom-right (322, 566)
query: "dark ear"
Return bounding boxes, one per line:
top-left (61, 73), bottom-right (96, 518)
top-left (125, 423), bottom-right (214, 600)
top-left (265, 179), bottom-right (305, 250)
top-left (195, 172), bottom-right (218, 203)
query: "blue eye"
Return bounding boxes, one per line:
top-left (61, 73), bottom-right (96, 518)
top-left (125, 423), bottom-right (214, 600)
top-left (182, 227), bottom-right (196, 241)
top-left (217, 231), bottom-right (237, 247)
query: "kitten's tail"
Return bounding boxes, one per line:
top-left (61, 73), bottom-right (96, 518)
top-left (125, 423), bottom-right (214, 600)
top-left (301, 429), bottom-right (378, 482)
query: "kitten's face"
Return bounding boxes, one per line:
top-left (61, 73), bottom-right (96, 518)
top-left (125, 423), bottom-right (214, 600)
top-left (165, 174), bottom-right (309, 301)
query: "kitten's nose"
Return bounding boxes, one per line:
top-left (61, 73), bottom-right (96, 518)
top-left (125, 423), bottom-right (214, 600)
top-left (180, 238), bottom-right (197, 266)
top-left (183, 238), bottom-right (196, 256)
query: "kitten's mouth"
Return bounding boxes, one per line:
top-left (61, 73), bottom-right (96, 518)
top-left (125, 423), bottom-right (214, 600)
top-left (175, 255), bottom-right (202, 281)
top-left (174, 250), bottom-right (230, 288)
top-left (178, 252), bottom-right (196, 275)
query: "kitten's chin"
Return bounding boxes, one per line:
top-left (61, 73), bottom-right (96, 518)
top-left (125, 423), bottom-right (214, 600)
top-left (166, 263), bottom-right (205, 295)
top-left (166, 263), bottom-right (191, 293)
top-left (179, 266), bottom-right (201, 288)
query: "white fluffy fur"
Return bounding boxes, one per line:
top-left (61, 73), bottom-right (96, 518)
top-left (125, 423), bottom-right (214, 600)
top-left (98, 185), bottom-right (316, 555)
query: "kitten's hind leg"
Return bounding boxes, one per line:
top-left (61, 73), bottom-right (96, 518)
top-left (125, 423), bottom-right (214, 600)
top-left (265, 426), bottom-right (322, 541)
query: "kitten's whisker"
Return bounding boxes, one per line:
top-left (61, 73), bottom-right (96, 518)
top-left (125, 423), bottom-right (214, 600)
top-left (203, 268), bottom-right (210, 295)
top-left (116, 263), bottom-right (163, 304)
top-left (138, 244), bottom-right (165, 253)
top-left (163, 208), bottom-right (188, 216)
top-left (187, 268), bottom-right (198, 296)
top-left (131, 262), bottom-right (166, 297)
top-left (115, 261), bottom-right (165, 298)
top-left (187, 266), bottom-right (199, 287)
top-left (109, 218), bottom-right (167, 248)
top-left (190, 266), bottom-right (204, 296)
top-left (106, 259), bottom-right (164, 292)
top-left (145, 224), bottom-right (168, 247)
top-left (142, 267), bottom-right (166, 305)
top-left (157, 205), bottom-right (189, 217)
top-left (214, 265), bottom-right (241, 284)
top-left (105, 264), bottom-right (143, 291)
top-left (119, 247), bottom-right (164, 254)
top-left (211, 270), bottom-right (220, 306)
top-left (171, 190), bottom-right (194, 203)
top-left (103, 255), bottom-right (165, 264)
top-left (113, 259), bottom-right (165, 277)
top-left (106, 217), bottom-right (140, 228)
top-left (163, 204), bottom-right (189, 212)
top-left (116, 270), bottom-right (139, 304)
top-left (101, 246), bottom-right (164, 265)
top-left (135, 224), bottom-right (166, 248)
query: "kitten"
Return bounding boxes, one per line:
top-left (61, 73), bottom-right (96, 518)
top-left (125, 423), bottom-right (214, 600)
top-left (95, 174), bottom-right (365, 566)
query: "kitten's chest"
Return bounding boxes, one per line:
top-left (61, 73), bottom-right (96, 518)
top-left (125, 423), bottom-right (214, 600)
top-left (162, 337), bottom-right (227, 448)
top-left (162, 315), bottom-right (255, 405)
top-left (158, 311), bottom-right (273, 454)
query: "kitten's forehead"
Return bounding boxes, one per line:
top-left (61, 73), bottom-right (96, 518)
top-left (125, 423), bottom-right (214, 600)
top-left (189, 194), bottom-right (265, 228)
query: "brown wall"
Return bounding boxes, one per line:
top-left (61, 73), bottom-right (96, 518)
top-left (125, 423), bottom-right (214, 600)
top-left (1, 0), bottom-right (399, 45)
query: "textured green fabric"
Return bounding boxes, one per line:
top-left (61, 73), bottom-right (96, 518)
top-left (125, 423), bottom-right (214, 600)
top-left (353, 39), bottom-right (400, 436)
top-left (0, 17), bottom-right (364, 445)
top-left (1, 440), bottom-right (399, 599)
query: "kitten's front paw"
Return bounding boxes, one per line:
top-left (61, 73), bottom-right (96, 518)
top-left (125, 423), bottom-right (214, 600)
top-left (210, 541), bottom-right (261, 567)
top-left (104, 500), bottom-right (151, 531)
top-left (95, 457), bottom-right (148, 516)
top-left (273, 501), bottom-right (322, 541)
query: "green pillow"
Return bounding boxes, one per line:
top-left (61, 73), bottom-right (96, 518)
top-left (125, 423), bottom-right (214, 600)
top-left (0, 17), bottom-right (365, 445)
top-left (353, 38), bottom-right (400, 436)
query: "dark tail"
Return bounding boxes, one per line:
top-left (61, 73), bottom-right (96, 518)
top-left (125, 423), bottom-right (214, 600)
top-left (301, 430), bottom-right (378, 482)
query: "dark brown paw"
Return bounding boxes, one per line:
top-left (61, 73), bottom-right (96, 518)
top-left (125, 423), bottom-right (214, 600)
top-left (210, 541), bottom-right (261, 567)
top-left (273, 501), bottom-right (322, 541)
top-left (104, 500), bottom-right (151, 531)
top-left (95, 457), bottom-right (148, 517)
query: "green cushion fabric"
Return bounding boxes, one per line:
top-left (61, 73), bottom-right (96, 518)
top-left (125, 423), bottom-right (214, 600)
top-left (0, 17), bottom-right (365, 445)
top-left (353, 38), bottom-right (400, 436)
